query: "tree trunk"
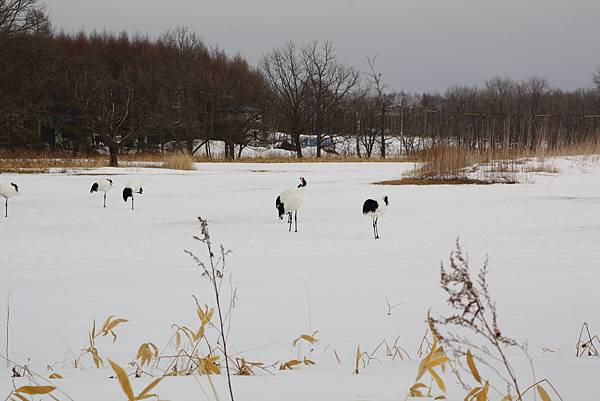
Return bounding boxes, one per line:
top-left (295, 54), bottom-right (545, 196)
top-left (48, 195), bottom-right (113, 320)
top-left (380, 105), bottom-right (386, 158)
top-left (108, 144), bottom-right (119, 167)
top-left (294, 133), bottom-right (303, 158)
top-left (316, 133), bottom-right (322, 158)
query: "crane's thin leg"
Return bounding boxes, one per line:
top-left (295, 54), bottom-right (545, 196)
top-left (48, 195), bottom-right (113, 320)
top-left (375, 217), bottom-right (379, 239)
top-left (132, 196), bottom-right (134, 210)
top-left (103, 192), bottom-right (107, 208)
top-left (288, 212), bottom-right (292, 232)
top-left (4, 198), bottom-right (7, 218)
top-left (294, 211), bottom-right (298, 232)
top-left (372, 218), bottom-right (376, 239)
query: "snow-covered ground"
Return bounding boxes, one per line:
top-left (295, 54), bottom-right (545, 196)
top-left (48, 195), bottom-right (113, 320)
top-left (1, 158), bottom-right (599, 400)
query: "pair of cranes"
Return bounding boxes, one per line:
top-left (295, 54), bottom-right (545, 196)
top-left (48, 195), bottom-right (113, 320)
top-left (276, 177), bottom-right (389, 239)
top-left (1, 176), bottom-right (388, 239)
top-left (90, 178), bottom-right (143, 209)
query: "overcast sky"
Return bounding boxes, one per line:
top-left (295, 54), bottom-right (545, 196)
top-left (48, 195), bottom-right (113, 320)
top-left (45, 0), bottom-right (600, 93)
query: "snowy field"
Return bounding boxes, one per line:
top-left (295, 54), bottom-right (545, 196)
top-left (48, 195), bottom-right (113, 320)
top-left (1, 159), bottom-right (600, 400)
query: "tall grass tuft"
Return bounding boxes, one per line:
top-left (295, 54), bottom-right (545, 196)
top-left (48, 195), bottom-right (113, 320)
top-left (161, 153), bottom-right (195, 170)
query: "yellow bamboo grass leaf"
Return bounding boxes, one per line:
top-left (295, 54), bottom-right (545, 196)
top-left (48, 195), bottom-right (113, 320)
top-left (301, 334), bottom-right (318, 344)
top-left (101, 315), bottom-right (116, 331)
top-left (137, 343), bottom-right (159, 366)
top-left (416, 336), bottom-right (437, 380)
top-left (427, 355), bottom-right (448, 368)
top-left (409, 382), bottom-right (427, 397)
top-left (12, 393), bottom-right (29, 401)
top-left (149, 343), bottom-right (159, 357)
top-left (466, 350), bottom-right (482, 384)
top-left (464, 386), bottom-right (481, 401)
top-left (88, 346), bottom-right (103, 368)
top-left (428, 367), bottom-right (446, 393)
top-left (536, 385), bottom-right (553, 401)
top-left (49, 372), bottom-right (63, 379)
top-left (108, 359), bottom-right (135, 401)
top-left (194, 325), bottom-right (205, 341)
top-left (500, 395), bottom-right (513, 401)
top-left (15, 386), bottom-right (56, 395)
top-left (435, 396), bottom-right (447, 400)
top-left (89, 319), bottom-right (96, 345)
top-left (200, 356), bottom-right (221, 375)
top-left (476, 381), bottom-right (489, 401)
top-left (303, 357), bottom-right (316, 365)
top-left (105, 318), bottom-right (128, 332)
top-left (279, 359), bottom-right (302, 370)
top-left (353, 345), bottom-right (361, 374)
top-left (136, 377), bottom-right (163, 401)
top-left (197, 305), bottom-right (214, 325)
top-left (175, 332), bottom-right (181, 348)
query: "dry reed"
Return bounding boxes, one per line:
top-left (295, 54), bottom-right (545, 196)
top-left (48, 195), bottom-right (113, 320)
top-left (161, 153), bottom-right (195, 170)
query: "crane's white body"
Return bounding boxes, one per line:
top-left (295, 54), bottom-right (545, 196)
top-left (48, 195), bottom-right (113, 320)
top-left (96, 179), bottom-right (113, 193)
top-left (126, 179), bottom-right (143, 194)
top-left (278, 186), bottom-right (305, 213)
top-left (276, 177), bottom-right (307, 232)
top-left (0, 182), bottom-right (19, 217)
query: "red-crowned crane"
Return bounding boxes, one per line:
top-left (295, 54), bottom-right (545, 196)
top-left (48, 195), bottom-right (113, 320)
top-left (362, 196), bottom-right (388, 239)
top-left (0, 182), bottom-right (19, 218)
top-left (123, 179), bottom-right (143, 210)
top-left (90, 178), bottom-right (113, 207)
top-left (275, 177), bottom-right (307, 232)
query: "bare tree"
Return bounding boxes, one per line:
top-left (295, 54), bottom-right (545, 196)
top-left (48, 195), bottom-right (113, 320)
top-left (260, 42), bottom-right (310, 158)
top-left (593, 67), bottom-right (600, 92)
top-left (303, 41), bottom-right (360, 157)
top-left (365, 56), bottom-right (394, 158)
top-left (0, 0), bottom-right (49, 35)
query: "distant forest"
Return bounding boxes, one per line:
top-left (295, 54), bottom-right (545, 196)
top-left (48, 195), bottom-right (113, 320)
top-left (2, 0), bottom-right (600, 163)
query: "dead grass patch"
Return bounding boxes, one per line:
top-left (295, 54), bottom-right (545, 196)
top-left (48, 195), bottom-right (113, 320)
top-left (376, 178), bottom-right (495, 186)
top-left (161, 153), bottom-right (195, 170)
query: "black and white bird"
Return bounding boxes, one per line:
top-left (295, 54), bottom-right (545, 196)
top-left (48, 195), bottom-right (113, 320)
top-left (123, 179), bottom-right (143, 210)
top-left (362, 196), bottom-right (389, 239)
top-left (275, 177), bottom-right (307, 232)
top-left (90, 178), bottom-right (113, 207)
top-left (0, 182), bottom-right (19, 218)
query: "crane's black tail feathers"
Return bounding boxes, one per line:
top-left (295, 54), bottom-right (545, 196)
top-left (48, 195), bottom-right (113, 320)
top-left (123, 187), bottom-right (133, 202)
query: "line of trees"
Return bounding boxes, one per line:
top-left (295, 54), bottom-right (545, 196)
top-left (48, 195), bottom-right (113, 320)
top-left (1, 1), bottom-right (265, 165)
top-left (2, 0), bottom-right (600, 161)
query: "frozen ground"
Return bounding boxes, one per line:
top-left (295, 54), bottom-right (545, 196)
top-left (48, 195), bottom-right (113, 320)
top-left (1, 158), bottom-right (599, 400)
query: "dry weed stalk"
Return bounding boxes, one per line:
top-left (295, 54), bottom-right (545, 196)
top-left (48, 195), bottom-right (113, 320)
top-left (428, 240), bottom-right (524, 398)
top-left (427, 241), bottom-right (563, 401)
top-left (185, 217), bottom-right (236, 401)
top-left (575, 322), bottom-right (599, 357)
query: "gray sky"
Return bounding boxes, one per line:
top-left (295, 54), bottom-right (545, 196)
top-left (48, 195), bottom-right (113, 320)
top-left (45, 0), bottom-right (600, 93)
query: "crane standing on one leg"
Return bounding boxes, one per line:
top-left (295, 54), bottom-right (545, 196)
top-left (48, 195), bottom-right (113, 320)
top-left (123, 179), bottom-right (143, 210)
top-left (90, 178), bottom-right (113, 207)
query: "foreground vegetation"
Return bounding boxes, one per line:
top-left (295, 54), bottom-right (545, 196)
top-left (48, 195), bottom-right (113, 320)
top-left (2, 222), bottom-right (575, 401)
